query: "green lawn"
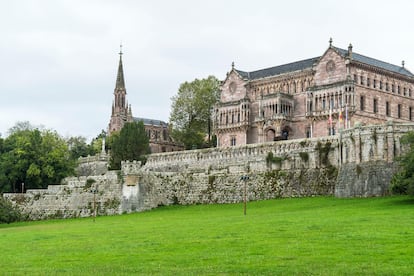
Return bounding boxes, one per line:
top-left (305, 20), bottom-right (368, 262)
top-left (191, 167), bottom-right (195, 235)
top-left (1, 196), bottom-right (413, 275)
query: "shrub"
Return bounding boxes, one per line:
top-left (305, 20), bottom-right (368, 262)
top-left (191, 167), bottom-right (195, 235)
top-left (0, 196), bottom-right (21, 224)
top-left (299, 152), bottom-right (309, 162)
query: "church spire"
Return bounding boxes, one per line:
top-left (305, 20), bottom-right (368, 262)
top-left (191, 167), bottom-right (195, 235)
top-left (116, 44), bottom-right (125, 89)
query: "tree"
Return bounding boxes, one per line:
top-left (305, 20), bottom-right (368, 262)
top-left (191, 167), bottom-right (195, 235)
top-left (169, 75), bottom-right (220, 149)
top-left (391, 131), bottom-right (414, 195)
top-left (0, 122), bottom-right (76, 193)
top-left (109, 121), bottom-right (150, 170)
top-left (67, 136), bottom-right (97, 159)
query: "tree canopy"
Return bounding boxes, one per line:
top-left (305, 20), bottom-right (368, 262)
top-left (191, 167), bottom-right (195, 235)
top-left (391, 131), bottom-right (414, 195)
top-left (169, 75), bottom-right (220, 149)
top-left (0, 122), bottom-right (76, 193)
top-left (109, 121), bottom-right (150, 170)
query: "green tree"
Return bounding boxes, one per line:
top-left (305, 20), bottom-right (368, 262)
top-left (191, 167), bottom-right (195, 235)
top-left (0, 122), bottom-right (76, 193)
top-left (169, 75), bottom-right (220, 149)
top-left (67, 136), bottom-right (97, 159)
top-left (391, 131), bottom-right (414, 195)
top-left (109, 121), bottom-right (150, 170)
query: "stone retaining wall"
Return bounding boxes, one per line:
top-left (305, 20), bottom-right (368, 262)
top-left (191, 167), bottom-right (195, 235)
top-left (4, 122), bottom-right (414, 220)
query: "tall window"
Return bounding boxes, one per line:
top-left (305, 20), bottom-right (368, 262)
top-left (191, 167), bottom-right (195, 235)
top-left (230, 136), bottom-right (236, 146)
top-left (386, 101), bottom-right (390, 116)
top-left (386, 82), bottom-right (389, 91)
top-left (373, 80), bottom-right (377, 88)
top-left (392, 84), bottom-right (395, 93)
top-left (360, 76), bottom-right (364, 85)
top-left (373, 99), bottom-right (378, 113)
top-left (380, 81), bottom-right (383, 90)
top-left (410, 107), bottom-right (413, 121)
top-left (398, 104), bottom-right (402, 118)
top-left (367, 78), bottom-right (371, 87)
top-left (360, 96), bottom-right (365, 111)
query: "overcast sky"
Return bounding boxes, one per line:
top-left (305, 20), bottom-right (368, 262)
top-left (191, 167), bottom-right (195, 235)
top-left (1, 0), bottom-right (414, 140)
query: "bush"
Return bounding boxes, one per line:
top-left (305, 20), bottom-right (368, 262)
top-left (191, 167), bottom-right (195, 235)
top-left (0, 196), bottom-right (21, 224)
top-left (391, 132), bottom-right (414, 195)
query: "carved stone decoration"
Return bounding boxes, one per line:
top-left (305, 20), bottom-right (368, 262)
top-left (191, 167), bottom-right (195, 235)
top-left (326, 60), bottom-right (336, 73)
top-left (229, 82), bottom-right (237, 94)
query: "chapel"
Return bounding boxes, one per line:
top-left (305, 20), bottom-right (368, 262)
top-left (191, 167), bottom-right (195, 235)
top-left (107, 48), bottom-right (182, 153)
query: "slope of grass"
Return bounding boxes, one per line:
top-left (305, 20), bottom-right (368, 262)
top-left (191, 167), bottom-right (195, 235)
top-left (1, 196), bottom-right (413, 275)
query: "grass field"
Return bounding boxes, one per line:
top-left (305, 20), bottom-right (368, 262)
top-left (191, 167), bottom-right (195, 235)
top-left (0, 196), bottom-right (413, 275)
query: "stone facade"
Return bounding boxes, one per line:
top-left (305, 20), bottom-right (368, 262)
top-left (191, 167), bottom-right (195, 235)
top-left (108, 49), bottom-right (182, 153)
top-left (4, 122), bottom-right (414, 220)
top-left (214, 40), bottom-right (414, 147)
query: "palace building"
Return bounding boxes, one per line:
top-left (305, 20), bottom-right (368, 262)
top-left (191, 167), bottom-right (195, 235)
top-left (214, 39), bottom-right (414, 147)
top-left (108, 49), bottom-right (182, 153)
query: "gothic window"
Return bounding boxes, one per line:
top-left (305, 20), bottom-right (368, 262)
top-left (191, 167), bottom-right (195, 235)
top-left (373, 99), bottom-right (378, 113)
top-left (367, 78), bottom-right (370, 87)
top-left (386, 101), bottom-right (390, 116)
top-left (386, 82), bottom-right (389, 91)
top-left (398, 86), bottom-right (401, 94)
top-left (163, 129), bottom-right (167, 141)
top-left (409, 89), bottom-right (412, 97)
top-left (238, 113), bottom-right (240, 122)
top-left (403, 87), bottom-right (407, 96)
top-left (380, 81), bottom-right (383, 90)
top-left (360, 76), bottom-right (364, 85)
top-left (353, 74), bottom-right (357, 82)
top-left (373, 79), bottom-right (376, 88)
top-left (410, 107), bottom-right (413, 121)
top-left (322, 98), bottom-right (326, 110)
top-left (392, 84), bottom-right (395, 93)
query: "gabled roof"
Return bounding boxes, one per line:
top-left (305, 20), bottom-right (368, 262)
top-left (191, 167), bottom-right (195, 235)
top-left (334, 47), bottom-right (414, 77)
top-left (232, 45), bottom-right (413, 81)
top-left (134, 117), bottom-right (168, 127)
top-left (235, 57), bottom-right (320, 80)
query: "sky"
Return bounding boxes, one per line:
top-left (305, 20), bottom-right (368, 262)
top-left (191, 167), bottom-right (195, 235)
top-left (1, 0), bottom-right (414, 141)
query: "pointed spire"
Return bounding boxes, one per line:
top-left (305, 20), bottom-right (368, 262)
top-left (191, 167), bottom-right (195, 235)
top-left (402, 60), bottom-right (405, 68)
top-left (329, 37), bottom-right (333, 47)
top-left (116, 44), bottom-right (125, 89)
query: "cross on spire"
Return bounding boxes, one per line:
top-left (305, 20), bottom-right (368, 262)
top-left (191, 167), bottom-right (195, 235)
top-left (119, 43), bottom-right (123, 57)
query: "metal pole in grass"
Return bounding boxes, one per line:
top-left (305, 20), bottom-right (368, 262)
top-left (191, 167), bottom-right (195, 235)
top-left (240, 175), bottom-right (249, 215)
top-left (90, 187), bottom-right (97, 222)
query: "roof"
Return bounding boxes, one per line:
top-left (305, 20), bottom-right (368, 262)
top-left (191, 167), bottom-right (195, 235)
top-left (233, 45), bottom-right (414, 80)
top-left (134, 117), bottom-right (168, 127)
top-left (235, 57), bottom-right (320, 80)
top-left (335, 47), bottom-right (414, 77)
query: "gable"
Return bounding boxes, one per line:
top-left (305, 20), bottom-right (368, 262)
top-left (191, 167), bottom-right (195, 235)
top-left (313, 48), bottom-right (347, 86)
top-left (220, 70), bottom-right (247, 102)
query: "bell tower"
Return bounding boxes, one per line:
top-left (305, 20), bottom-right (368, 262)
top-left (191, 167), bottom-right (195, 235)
top-left (108, 45), bottom-right (133, 134)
